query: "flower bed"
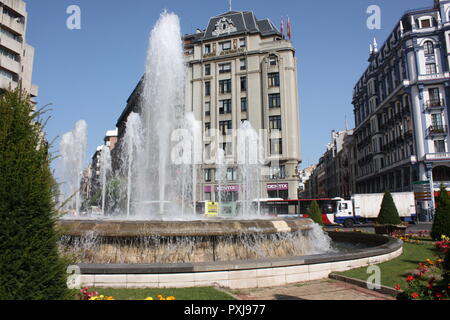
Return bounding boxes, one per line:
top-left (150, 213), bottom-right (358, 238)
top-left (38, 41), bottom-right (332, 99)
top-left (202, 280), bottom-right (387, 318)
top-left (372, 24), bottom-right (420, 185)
top-left (79, 287), bottom-right (175, 301)
top-left (395, 235), bottom-right (449, 300)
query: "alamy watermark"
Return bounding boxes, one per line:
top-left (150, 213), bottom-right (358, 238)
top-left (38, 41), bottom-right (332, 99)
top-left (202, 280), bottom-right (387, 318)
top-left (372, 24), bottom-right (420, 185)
top-left (366, 265), bottom-right (382, 290)
top-left (67, 5), bottom-right (81, 30)
top-left (367, 5), bottom-right (381, 30)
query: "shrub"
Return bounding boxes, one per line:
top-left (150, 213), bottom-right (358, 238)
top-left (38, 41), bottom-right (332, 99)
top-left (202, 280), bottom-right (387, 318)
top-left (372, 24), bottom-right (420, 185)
top-left (431, 185), bottom-right (450, 241)
top-left (0, 90), bottom-right (69, 300)
top-left (308, 200), bottom-right (324, 226)
top-left (377, 192), bottom-right (402, 226)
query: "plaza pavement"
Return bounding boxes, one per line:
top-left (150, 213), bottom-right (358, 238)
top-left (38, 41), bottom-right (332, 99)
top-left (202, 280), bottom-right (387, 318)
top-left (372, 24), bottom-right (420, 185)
top-left (228, 279), bottom-right (395, 301)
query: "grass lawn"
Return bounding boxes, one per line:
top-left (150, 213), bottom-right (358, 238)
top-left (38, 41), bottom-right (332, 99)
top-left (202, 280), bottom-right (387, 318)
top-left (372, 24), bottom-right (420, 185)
top-left (76, 287), bottom-right (236, 300)
top-left (336, 240), bottom-right (438, 289)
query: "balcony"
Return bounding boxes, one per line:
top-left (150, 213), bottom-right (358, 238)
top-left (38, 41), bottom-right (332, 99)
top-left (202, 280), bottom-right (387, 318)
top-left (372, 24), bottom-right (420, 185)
top-left (425, 153), bottom-right (450, 162)
top-left (426, 125), bottom-right (448, 137)
top-left (425, 99), bottom-right (445, 112)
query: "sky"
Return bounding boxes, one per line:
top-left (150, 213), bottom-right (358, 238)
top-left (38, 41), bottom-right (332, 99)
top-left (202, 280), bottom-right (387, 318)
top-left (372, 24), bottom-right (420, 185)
top-left (25, 0), bottom-right (432, 170)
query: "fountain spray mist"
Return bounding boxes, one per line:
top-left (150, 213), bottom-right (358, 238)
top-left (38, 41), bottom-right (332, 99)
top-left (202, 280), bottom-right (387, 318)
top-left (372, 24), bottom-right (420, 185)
top-left (59, 120), bottom-right (88, 215)
top-left (135, 11), bottom-right (187, 218)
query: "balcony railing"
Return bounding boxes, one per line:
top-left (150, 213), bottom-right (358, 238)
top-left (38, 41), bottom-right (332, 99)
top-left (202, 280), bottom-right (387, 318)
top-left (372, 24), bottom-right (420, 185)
top-left (425, 99), bottom-right (445, 111)
top-left (425, 153), bottom-right (450, 161)
top-left (427, 125), bottom-right (448, 136)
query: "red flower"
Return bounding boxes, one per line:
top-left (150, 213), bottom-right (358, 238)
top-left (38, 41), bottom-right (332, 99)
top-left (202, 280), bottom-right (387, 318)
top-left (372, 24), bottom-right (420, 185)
top-left (406, 275), bottom-right (415, 282)
top-left (394, 284), bottom-right (401, 291)
top-left (435, 293), bottom-right (443, 299)
top-left (411, 292), bottom-right (419, 299)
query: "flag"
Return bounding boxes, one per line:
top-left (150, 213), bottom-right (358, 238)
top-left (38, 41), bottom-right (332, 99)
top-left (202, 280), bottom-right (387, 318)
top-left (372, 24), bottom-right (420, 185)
top-left (287, 16), bottom-right (291, 40)
top-left (281, 17), bottom-right (285, 39)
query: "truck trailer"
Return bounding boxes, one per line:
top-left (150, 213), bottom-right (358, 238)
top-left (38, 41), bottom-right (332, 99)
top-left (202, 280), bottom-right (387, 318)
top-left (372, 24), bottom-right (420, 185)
top-left (329, 192), bottom-right (417, 228)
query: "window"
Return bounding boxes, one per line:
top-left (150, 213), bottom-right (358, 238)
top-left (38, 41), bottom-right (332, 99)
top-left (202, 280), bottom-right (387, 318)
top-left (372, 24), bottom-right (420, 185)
top-left (219, 63), bottom-right (231, 73)
top-left (426, 63), bottom-right (437, 74)
top-left (429, 88), bottom-right (440, 106)
top-left (220, 41), bottom-right (232, 51)
top-left (269, 165), bottom-right (286, 179)
top-left (268, 72), bottom-right (280, 87)
top-left (221, 143), bottom-right (233, 156)
top-left (205, 102), bottom-right (211, 116)
top-left (269, 93), bottom-right (281, 108)
top-left (219, 121), bottom-right (232, 135)
top-left (239, 38), bottom-right (246, 48)
top-left (420, 19), bottom-right (431, 28)
top-left (435, 140), bottom-right (446, 153)
top-left (424, 41), bottom-right (434, 56)
top-left (204, 169), bottom-right (213, 182)
top-left (204, 44), bottom-right (211, 54)
top-left (270, 139), bottom-right (283, 155)
top-left (240, 77), bottom-right (247, 91)
top-left (432, 113), bottom-right (444, 128)
top-left (240, 58), bottom-right (247, 71)
top-left (241, 98), bottom-right (248, 112)
top-left (227, 168), bottom-right (237, 181)
top-left (219, 79), bottom-right (232, 94)
top-left (269, 116), bottom-right (282, 130)
top-left (205, 122), bottom-right (211, 137)
top-left (205, 64), bottom-right (211, 76)
top-left (219, 99), bottom-right (232, 114)
top-left (269, 55), bottom-right (278, 66)
top-left (205, 81), bottom-right (211, 96)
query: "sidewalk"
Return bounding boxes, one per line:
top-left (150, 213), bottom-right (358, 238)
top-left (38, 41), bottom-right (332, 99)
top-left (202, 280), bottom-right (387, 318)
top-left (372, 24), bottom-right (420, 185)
top-left (228, 279), bottom-right (395, 301)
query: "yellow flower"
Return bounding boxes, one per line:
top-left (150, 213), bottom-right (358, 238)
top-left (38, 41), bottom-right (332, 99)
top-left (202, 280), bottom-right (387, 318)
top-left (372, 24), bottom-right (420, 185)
top-left (166, 296), bottom-right (176, 300)
top-left (145, 297), bottom-right (154, 300)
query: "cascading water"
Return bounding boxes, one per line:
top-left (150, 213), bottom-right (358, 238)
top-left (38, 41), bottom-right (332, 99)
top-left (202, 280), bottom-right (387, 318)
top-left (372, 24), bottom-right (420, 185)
top-left (59, 120), bottom-right (88, 215)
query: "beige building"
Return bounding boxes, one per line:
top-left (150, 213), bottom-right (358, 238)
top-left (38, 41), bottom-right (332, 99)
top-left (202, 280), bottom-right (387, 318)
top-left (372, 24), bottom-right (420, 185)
top-left (184, 11), bottom-right (301, 200)
top-left (0, 0), bottom-right (37, 97)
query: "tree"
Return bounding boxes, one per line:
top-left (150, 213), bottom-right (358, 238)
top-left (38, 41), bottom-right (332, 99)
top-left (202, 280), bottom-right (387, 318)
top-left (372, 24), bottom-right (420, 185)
top-left (308, 200), bottom-right (324, 226)
top-left (0, 90), bottom-right (69, 300)
top-left (377, 192), bottom-right (402, 226)
top-left (431, 185), bottom-right (450, 241)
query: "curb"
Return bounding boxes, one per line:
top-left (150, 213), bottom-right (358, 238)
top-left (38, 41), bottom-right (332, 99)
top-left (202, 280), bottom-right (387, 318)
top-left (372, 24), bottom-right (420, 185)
top-left (329, 273), bottom-right (400, 298)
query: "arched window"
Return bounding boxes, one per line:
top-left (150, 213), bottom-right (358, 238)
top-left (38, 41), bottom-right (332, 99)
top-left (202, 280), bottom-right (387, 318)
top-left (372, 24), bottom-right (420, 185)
top-left (424, 41), bottom-right (434, 56)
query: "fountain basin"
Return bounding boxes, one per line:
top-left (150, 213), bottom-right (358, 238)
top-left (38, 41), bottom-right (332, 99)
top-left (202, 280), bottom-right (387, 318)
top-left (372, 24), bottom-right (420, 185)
top-left (59, 219), bottom-right (403, 289)
top-left (57, 218), bottom-right (313, 237)
top-left (58, 219), bottom-right (321, 264)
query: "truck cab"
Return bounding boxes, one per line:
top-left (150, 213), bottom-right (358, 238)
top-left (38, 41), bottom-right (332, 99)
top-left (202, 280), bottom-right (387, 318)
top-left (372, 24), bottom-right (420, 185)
top-left (332, 198), bottom-right (356, 227)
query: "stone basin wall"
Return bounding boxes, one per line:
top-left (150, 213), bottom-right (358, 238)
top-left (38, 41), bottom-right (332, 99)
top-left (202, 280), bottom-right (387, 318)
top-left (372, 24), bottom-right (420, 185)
top-left (58, 219), bottom-right (322, 264)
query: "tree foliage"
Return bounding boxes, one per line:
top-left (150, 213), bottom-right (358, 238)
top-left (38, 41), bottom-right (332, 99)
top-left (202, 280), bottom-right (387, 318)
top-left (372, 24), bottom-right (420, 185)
top-left (0, 90), bottom-right (69, 300)
top-left (308, 200), bottom-right (324, 226)
top-left (377, 192), bottom-right (402, 226)
top-left (431, 185), bottom-right (450, 241)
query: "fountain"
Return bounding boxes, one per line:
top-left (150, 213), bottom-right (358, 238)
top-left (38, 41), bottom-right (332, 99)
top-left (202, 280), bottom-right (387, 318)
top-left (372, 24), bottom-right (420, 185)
top-left (59, 120), bottom-right (88, 215)
top-left (57, 11), bottom-right (403, 289)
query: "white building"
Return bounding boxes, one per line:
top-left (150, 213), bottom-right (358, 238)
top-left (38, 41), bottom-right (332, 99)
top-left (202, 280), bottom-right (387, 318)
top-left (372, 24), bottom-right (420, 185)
top-left (352, 0), bottom-right (450, 216)
top-left (0, 0), bottom-right (37, 97)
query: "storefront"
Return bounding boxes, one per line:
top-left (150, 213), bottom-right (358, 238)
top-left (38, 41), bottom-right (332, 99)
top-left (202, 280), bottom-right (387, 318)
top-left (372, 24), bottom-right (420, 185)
top-left (267, 183), bottom-right (289, 199)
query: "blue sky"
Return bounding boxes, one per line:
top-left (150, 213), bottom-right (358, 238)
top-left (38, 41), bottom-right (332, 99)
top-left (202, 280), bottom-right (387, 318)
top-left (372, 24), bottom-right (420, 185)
top-left (26, 0), bottom-right (431, 169)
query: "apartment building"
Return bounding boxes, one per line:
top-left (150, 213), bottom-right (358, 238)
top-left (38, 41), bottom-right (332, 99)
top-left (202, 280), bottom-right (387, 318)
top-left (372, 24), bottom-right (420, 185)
top-left (0, 0), bottom-right (37, 97)
top-left (184, 10), bottom-right (301, 201)
top-left (117, 10), bottom-right (302, 201)
top-left (352, 0), bottom-right (450, 215)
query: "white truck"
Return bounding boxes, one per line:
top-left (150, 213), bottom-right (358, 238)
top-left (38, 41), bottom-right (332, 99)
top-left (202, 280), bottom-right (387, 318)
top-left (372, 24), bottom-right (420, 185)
top-left (327, 192), bottom-right (417, 228)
